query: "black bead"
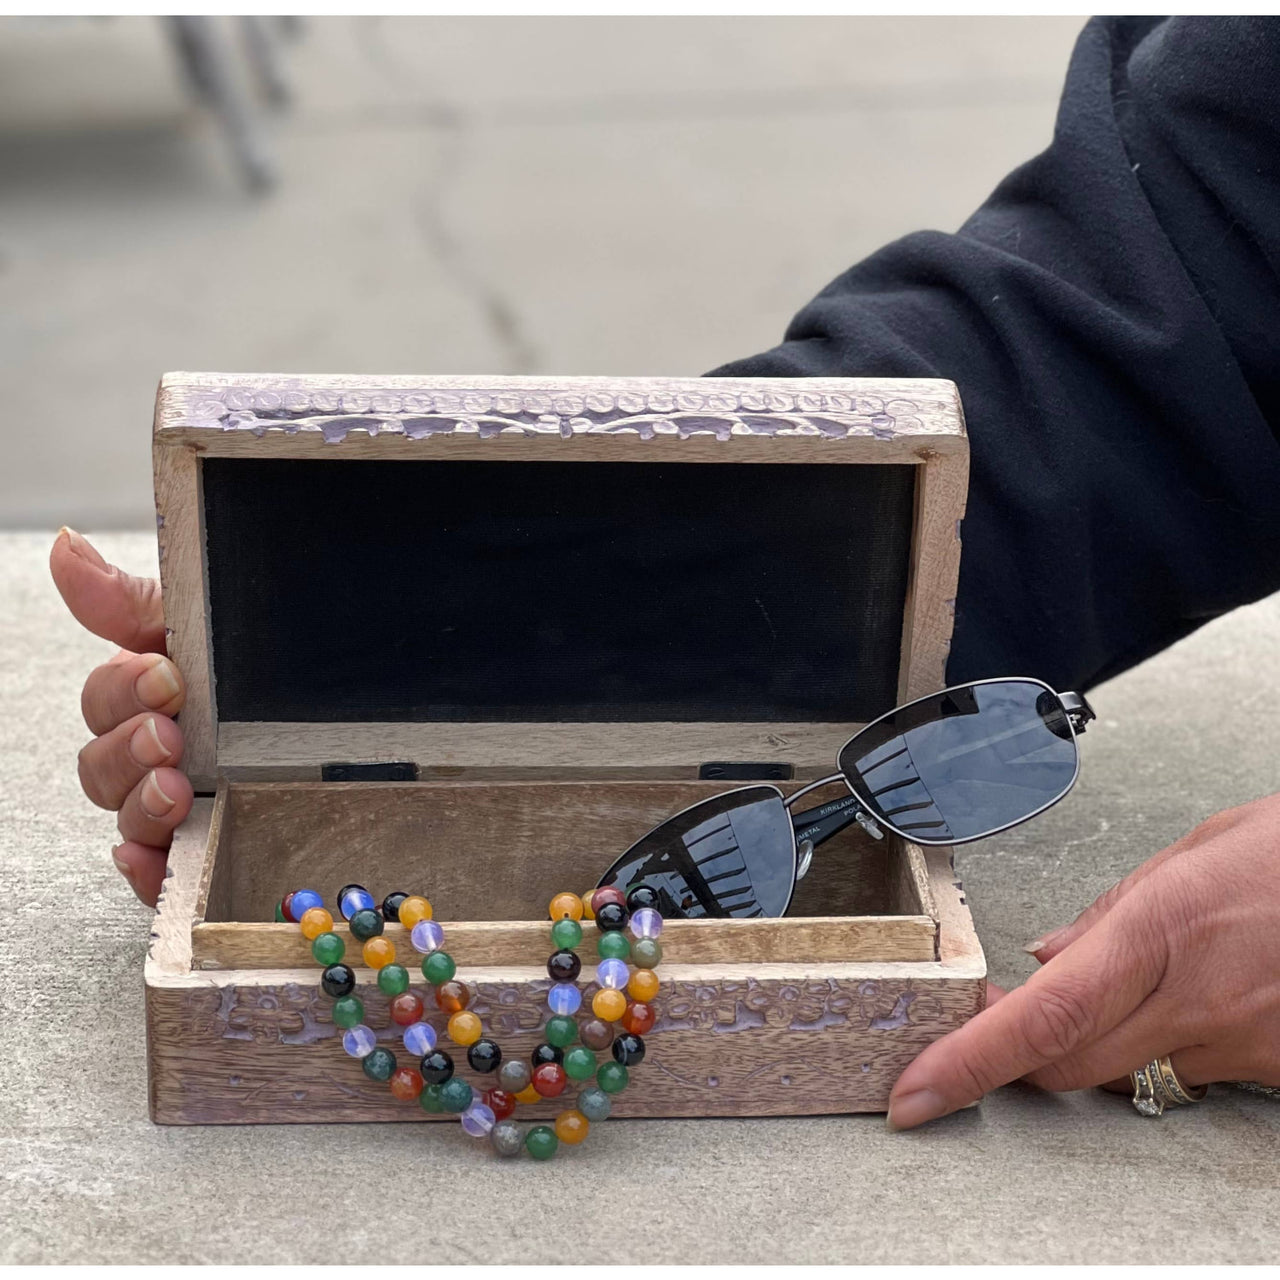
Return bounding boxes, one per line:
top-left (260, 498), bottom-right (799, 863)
top-left (320, 963), bottom-right (356, 998)
top-left (420, 1049), bottom-right (454, 1084)
top-left (467, 1038), bottom-right (503, 1074)
top-left (595, 901), bottom-right (630, 932)
top-left (363, 1046), bottom-right (396, 1082)
top-left (531, 1042), bottom-right (564, 1068)
top-left (382, 891), bottom-right (410, 922)
top-left (349, 908), bottom-right (384, 942)
top-left (612, 1033), bottom-right (646, 1066)
top-left (546, 949), bottom-right (582, 983)
top-left (626, 885), bottom-right (660, 913)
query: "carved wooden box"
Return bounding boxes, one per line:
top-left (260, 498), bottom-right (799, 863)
top-left (146, 371), bottom-right (984, 1124)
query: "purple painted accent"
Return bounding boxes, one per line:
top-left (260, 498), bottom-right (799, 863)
top-left (460, 1102), bottom-right (496, 1137)
top-left (402, 1021), bottom-right (436, 1056)
top-left (596, 958), bottom-right (629, 990)
top-left (868, 992), bottom-right (917, 1031)
top-left (410, 919), bottom-right (445, 954)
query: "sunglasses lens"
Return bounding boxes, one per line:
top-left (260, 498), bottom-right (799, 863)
top-left (838, 680), bottom-right (1078, 842)
top-left (596, 787), bottom-right (796, 920)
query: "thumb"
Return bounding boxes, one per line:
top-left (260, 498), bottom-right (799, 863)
top-left (50, 528), bottom-right (167, 655)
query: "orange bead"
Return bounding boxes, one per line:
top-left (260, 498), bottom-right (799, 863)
top-left (435, 980), bottom-right (470, 1015)
top-left (447, 1010), bottom-right (482, 1046)
top-left (362, 936), bottom-right (395, 969)
top-left (628, 969), bottom-right (660, 1003)
top-left (515, 1083), bottom-right (541, 1105)
top-left (398, 896), bottom-right (433, 928)
top-left (299, 907), bottom-right (333, 940)
top-left (389, 1067), bottom-right (423, 1101)
top-left (548, 892), bottom-right (583, 922)
top-left (579, 891), bottom-right (596, 921)
top-left (592, 988), bottom-right (627, 1022)
top-left (554, 1109), bottom-right (590, 1145)
top-left (621, 1000), bottom-right (656, 1036)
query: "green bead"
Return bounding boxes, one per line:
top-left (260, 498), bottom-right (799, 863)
top-left (550, 918), bottom-right (583, 951)
top-left (274, 900), bottom-right (286, 922)
top-left (564, 1046), bottom-right (597, 1081)
top-left (332, 995), bottom-right (364, 1029)
top-left (525, 1125), bottom-right (559, 1161)
top-left (422, 950), bottom-right (456, 986)
top-left (377, 963), bottom-right (409, 996)
top-left (597, 930), bottom-right (631, 960)
top-left (544, 1016), bottom-right (579, 1049)
top-left (597, 1061), bottom-right (629, 1094)
top-left (439, 1077), bottom-right (473, 1114)
top-left (632, 938), bottom-right (663, 969)
top-left (349, 908), bottom-right (384, 942)
top-left (362, 1046), bottom-right (396, 1082)
top-left (420, 1084), bottom-right (444, 1113)
top-left (311, 932), bottom-right (345, 966)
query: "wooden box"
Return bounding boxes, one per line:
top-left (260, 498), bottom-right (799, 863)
top-left (146, 371), bottom-right (984, 1124)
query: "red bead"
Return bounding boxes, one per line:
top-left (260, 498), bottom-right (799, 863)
top-left (621, 1000), bottom-right (656, 1035)
top-left (591, 887), bottom-right (626, 914)
top-left (532, 1063), bottom-right (568, 1098)
top-left (389, 1067), bottom-right (423, 1101)
top-left (281, 891), bottom-right (297, 922)
top-left (390, 992), bottom-right (424, 1026)
top-left (486, 1088), bottom-right (516, 1120)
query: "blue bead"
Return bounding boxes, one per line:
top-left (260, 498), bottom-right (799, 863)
top-left (460, 1102), bottom-right (496, 1138)
top-left (339, 888), bottom-right (376, 920)
top-left (403, 1021), bottom-right (437, 1057)
top-left (596, 957), bottom-right (630, 989)
top-left (290, 888), bottom-right (323, 918)
top-left (629, 907), bottom-right (663, 939)
top-left (342, 1024), bottom-right (376, 1058)
top-left (547, 982), bottom-right (582, 1016)
top-left (410, 919), bottom-right (445, 954)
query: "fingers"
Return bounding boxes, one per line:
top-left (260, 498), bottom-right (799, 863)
top-left (50, 528), bottom-right (167, 654)
top-left (886, 902), bottom-right (1167, 1131)
top-left (78, 713), bottom-right (184, 811)
top-left (81, 651), bottom-right (185, 735)
top-left (111, 841), bottom-right (170, 908)
top-left (117, 766), bottom-right (194, 847)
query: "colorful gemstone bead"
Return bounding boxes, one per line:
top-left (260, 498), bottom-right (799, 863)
top-left (377, 963), bottom-right (410, 996)
top-left (290, 889), bottom-right (323, 919)
top-left (547, 949), bottom-right (582, 983)
top-left (629, 907), bottom-right (663, 939)
top-left (597, 930), bottom-right (631, 960)
top-left (514, 1083), bottom-right (542, 1105)
top-left (628, 968), bottom-right (660, 1003)
top-left (389, 1066), bottom-right (423, 1100)
top-left (420, 1084), bottom-right (444, 1113)
top-left (554, 1109), bottom-right (590, 1145)
top-left (435, 980), bottom-right (470, 1014)
top-left (631, 938), bottom-right (663, 969)
top-left (564, 1046), bottom-right (597, 1081)
top-left (531, 1043), bottom-right (564, 1068)
top-left (403, 1021), bottom-right (436, 1056)
top-left (591, 887), bottom-right (626, 913)
top-left (621, 1001), bottom-right (656, 1035)
top-left (398, 896), bottom-right (433, 929)
top-left (421, 951), bottom-right (456, 986)
top-left (486, 1088), bottom-right (516, 1120)
top-left (363, 936), bottom-right (395, 970)
top-left (532, 1063), bottom-right (568, 1098)
top-left (498, 1060), bottom-right (532, 1095)
top-left (579, 891), bottom-right (597, 921)
top-left (547, 983), bottom-right (582, 1016)
top-left (299, 906), bottom-right (333, 940)
top-left (612, 1032), bottom-right (646, 1066)
top-left (491, 1118), bottom-right (524, 1157)
top-left (544, 1015), bottom-right (578, 1049)
top-left (311, 932), bottom-right (345, 967)
top-left (448, 1011), bottom-right (483, 1046)
top-left (338, 886), bottom-right (375, 920)
top-left (579, 1018), bottom-right (615, 1051)
top-left (381, 891), bottom-right (410, 922)
top-left (349, 908), bottom-right (384, 942)
top-left (390, 992), bottom-right (424, 1026)
top-left (332, 995), bottom-right (364, 1029)
top-left (420, 1049), bottom-right (454, 1084)
top-left (548, 892), bottom-right (584, 921)
top-left (597, 1061), bottom-right (629, 1094)
top-left (460, 1101), bottom-right (496, 1137)
top-left (342, 1024), bottom-right (376, 1058)
top-left (274, 899), bottom-right (286, 923)
top-left (592, 988), bottom-right (627, 1022)
top-left (281, 891), bottom-right (296, 922)
top-left (467, 1038), bottom-right (503, 1074)
top-left (321, 963), bottom-right (356, 998)
top-left (577, 1086), bottom-right (612, 1122)
top-left (525, 1125), bottom-right (558, 1161)
top-left (596, 958), bottom-right (629, 989)
top-left (595, 902), bottom-right (629, 932)
top-left (550, 918), bottom-right (583, 951)
top-left (439, 1077), bottom-right (473, 1114)
top-left (411, 919), bottom-right (445, 955)
top-left (362, 1046), bottom-right (396, 1082)
top-left (626, 885), bottom-right (660, 913)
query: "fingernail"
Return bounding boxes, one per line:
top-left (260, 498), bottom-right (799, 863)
top-left (135, 656), bottom-right (180, 708)
top-left (139, 770), bottom-right (176, 818)
top-left (129, 717), bottom-right (171, 768)
top-left (886, 1088), bottom-right (950, 1132)
top-left (1024, 925), bottom-right (1066, 955)
top-left (60, 526), bottom-right (87, 557)
top-left (111, 846), bottom-right (136, 885)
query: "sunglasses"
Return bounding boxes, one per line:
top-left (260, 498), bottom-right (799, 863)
top-left (595, 677), bottom-right (1095, 920)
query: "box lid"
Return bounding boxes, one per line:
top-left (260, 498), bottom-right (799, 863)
top-left (154, 373), bottom-right (967, 792)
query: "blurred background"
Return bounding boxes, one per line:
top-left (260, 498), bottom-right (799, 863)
top-left (0, 15), bottom-right (1084, 529)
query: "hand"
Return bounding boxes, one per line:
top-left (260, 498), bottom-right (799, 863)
top-left (50, 528), bottom-right (193, 906)
top-left (886, 792), bottom-right (1280, 1129)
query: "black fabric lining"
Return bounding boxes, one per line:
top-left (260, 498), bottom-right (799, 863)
top-left (202, 457), bottom-right (914, 724)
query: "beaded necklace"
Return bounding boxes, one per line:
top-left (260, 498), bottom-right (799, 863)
top-left (277, 883), bottom-right (664, 1160)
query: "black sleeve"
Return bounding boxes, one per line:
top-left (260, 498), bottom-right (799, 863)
top-left (710, 16), bottom-right (1280, 694)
